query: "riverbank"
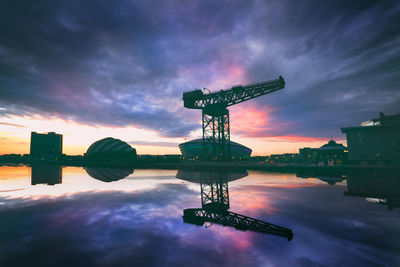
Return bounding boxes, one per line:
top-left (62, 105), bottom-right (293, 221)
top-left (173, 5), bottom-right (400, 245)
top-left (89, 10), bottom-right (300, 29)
top-left (1, 158), bottom-right (399, 176)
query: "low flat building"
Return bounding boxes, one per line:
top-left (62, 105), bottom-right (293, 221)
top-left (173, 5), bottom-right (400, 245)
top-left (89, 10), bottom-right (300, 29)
top-left (341, 112), bottom-right (400, 165)
top-left (269, 153), bottom-right (298, 164)
top-left (179, 139), bottom-right (252, 160)
top-left (299, 147), bottom-right (319, 163)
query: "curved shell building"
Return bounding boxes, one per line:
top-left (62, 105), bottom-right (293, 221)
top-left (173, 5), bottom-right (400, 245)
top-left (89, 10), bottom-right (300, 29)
top-left (85, 137), bottom-right (137, 162)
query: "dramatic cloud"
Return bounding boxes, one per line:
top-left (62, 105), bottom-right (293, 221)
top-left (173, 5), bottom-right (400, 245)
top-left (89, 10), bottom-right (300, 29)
top-left (0, 0), bottom-right (399, 138)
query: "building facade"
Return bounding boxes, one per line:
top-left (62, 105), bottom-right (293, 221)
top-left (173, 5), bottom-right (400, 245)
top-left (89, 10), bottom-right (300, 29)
top-left (30, 132), bottom-right (63, 158)
top-left (179, 139), bottom-right (252, 160)
top-left (299, 147), bottom-right (319, 163)
top-left (318, 140), bottom-right (347, 166)
top-left (341, 112), bottom-right (400, 165)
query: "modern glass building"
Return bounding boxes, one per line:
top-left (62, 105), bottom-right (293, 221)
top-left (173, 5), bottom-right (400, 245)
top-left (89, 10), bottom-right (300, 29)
top-left (179, 139), bottom-right (252, 160)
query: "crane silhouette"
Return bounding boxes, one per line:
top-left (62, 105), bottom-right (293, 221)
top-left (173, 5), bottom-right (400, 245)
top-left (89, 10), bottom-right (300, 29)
top-left (177, 169), bottom-right (293, 241)
top-left (183, 76), bottom-right (285, 160)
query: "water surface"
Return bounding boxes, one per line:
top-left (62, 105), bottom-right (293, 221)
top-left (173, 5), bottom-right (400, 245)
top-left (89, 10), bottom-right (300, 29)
top-left (0, 166), bottom-right (399, 266)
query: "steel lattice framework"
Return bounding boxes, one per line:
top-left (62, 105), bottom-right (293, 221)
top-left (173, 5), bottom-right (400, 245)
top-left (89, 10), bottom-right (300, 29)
top-left (183, 208), bottom-right (293, 240)
top-left (183, 76), bottom-right (285, 160)
top-left (182, 171), bottom-right (293, 241)
top-left (200, 177), bottom-right (229, 210)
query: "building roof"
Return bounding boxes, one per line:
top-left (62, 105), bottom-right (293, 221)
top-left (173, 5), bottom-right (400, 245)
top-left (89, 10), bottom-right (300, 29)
top-left (319, 140), bottom-right (346, 151)
top-left (179, 138), bottom-right (251, 150)
top-left (86, 137), bottom-right (135, 155)
top-left (342, 112), bottom-right (400, 132)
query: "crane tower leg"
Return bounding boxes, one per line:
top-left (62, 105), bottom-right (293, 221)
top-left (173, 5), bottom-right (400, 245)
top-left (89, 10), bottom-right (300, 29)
top-left (200, 175), bottom-right (230, 210)
top-left (202, 108), bottom-right (231, 160)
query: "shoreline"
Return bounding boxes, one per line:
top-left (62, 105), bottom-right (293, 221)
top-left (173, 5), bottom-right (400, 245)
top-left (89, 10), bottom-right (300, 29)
top-left (1, 159), bottom-right (399, 176)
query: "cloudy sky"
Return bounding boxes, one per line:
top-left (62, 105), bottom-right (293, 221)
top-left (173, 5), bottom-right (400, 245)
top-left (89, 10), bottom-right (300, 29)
top-left (0, 0), bottom-right (399, 155)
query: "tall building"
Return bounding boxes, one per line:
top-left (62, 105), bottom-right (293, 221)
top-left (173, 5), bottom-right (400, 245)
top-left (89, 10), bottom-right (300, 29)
top-left (341, 112), bottom-right (400, 164)
top-left (30, 132), bottom-right (63, 158)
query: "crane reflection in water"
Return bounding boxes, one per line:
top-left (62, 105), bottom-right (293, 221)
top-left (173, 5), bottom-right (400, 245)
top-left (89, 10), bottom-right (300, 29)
top-left (176, 169), bottom-right (294, 241)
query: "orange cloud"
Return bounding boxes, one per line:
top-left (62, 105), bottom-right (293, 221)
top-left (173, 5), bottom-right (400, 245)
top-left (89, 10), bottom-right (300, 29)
top-left (230, 102), bottom-right (289, 138)
top-left (262, 135), bottom-right (328, 143)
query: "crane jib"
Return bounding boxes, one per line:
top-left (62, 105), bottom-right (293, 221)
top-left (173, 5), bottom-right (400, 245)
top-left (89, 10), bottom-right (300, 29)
top-left (182, 76), bottom-right (285, 110)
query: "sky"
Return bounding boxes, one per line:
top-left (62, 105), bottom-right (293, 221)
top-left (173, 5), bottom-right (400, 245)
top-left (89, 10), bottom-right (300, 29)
top-left (0, 0), bottom-right (399, 155)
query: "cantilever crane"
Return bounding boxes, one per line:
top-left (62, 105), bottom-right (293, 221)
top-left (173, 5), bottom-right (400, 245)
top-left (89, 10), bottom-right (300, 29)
top-left (179, 170), bottom-right (293, 241)
top-left (183, 76), bottom-right (285, 160)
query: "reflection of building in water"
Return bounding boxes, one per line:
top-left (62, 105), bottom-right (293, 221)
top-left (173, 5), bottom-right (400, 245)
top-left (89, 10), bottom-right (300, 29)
top-left (296, 173), bottom-right (345, 185)
top-left (176, 169), bottom-right (247, 183)
top-left (31, 165), bottom-right (62, 185)
top-left (177, 169), bottom-right (293, 241)
top-left (341, 112), bottom-right (400, 165)
top-left (30, 132), bottom-right (62, 158)
top-left (344, 170), bottom-right (400, 210)
top-left (84, 167), bottom-right (134, 182)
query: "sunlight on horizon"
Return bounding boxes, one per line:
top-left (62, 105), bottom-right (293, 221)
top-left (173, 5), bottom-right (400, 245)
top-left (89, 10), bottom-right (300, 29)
top-left (0, 114), bottom-right (346, 156)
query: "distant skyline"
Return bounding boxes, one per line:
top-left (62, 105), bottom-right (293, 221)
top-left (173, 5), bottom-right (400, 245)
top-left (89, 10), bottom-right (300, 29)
top-left (1, 1), bottom-right (399, 155)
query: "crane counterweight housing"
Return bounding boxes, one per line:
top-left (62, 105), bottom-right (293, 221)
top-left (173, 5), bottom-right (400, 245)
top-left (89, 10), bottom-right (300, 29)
top-left (182, 76), bottom-right (285, 160)
top-left (183, 89), bottom-right (204, 108)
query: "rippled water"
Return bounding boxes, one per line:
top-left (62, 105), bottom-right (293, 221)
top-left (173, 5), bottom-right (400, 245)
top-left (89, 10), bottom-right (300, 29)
top-left (0, 165), bottom-right (399, 266)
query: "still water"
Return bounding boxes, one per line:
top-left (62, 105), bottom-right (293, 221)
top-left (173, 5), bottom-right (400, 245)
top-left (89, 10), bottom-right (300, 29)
top-left (0, 165), bottom-right (399, 266)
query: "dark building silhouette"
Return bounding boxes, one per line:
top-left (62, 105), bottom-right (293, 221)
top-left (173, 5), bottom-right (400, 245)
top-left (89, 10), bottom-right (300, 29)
top-left (84, 137), bottom-right (137, 163)
top-left (179, 139), bottom-right (252, 160)
top-left (299, 147), bottom-right (319, 163)
top-left (318, 140), bottom-right (347, 166)
top-left (30, 132), bottom-right (62, 158)
top-left (31, 165), bottom-right (62, 185)
top-left (296, 140), bottom-right (346, 165)
top-left (341, 112), bottom-right (400, 165)
top-left (269, 153), bottom-right (299, 164)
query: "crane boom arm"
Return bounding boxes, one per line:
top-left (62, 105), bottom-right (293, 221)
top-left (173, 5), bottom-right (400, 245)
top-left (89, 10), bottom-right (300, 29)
top-left (183, 76), bottom-right (285, 109)
top-left (183, 208), bottom-right (293, 240)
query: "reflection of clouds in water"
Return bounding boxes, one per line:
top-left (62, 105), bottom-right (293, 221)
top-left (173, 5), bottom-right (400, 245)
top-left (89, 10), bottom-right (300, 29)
top-left (0, 183), bottom-right (258, 266)
top-left (235, 185), bottom-right (400, 266)
top-left (0, 181), bottom-right (399, 266)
